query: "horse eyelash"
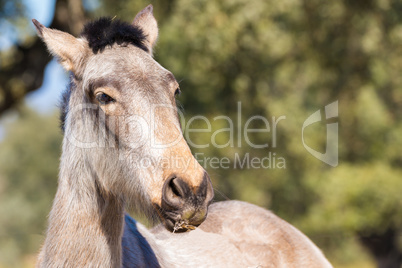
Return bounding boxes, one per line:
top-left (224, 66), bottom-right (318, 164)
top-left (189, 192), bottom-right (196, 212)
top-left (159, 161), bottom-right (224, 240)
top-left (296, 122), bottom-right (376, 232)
top-left (96, 92), bottom-right (115, 105)
top-left (175, 87), bottom-right (181, 96)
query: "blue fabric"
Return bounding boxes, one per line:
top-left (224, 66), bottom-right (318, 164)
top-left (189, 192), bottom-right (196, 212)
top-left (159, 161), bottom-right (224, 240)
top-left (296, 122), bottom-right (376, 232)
top-left (122, 215), bottom-right (160, 268)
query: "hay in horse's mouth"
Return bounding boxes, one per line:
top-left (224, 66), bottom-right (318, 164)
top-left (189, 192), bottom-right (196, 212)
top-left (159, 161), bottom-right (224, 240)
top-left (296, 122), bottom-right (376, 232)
top-left (173, 219), bottom-right (197, 233)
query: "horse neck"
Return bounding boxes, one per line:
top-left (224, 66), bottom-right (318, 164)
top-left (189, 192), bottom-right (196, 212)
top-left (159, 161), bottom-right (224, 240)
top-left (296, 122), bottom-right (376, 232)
top-left (38, 136), bottom-right (125, 267)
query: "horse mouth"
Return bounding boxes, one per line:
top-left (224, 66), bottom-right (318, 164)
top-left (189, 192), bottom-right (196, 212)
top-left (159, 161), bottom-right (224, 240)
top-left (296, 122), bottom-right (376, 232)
top-left (169, 218), bottom-right (199, 233)
top-left (155, 206), bottom-right (206, 233)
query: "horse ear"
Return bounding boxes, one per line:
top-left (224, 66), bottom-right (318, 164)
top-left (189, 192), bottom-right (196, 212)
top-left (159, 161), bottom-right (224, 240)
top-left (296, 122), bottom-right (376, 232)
top-left (32, 19), bottom-right (87, 72)
top-left (132, 4), bottom-right (158, 54)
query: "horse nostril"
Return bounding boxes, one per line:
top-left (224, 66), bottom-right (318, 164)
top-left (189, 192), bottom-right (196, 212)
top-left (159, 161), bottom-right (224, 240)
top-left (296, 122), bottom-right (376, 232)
top-left (169, 177), bottom-right (183, 198)
top-left (162, 177), bottom-right (189, 208)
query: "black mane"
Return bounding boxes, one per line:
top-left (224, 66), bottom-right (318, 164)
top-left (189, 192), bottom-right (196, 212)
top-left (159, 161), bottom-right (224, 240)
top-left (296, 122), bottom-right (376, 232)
top-left (80, 17), bottom-right (148, 54)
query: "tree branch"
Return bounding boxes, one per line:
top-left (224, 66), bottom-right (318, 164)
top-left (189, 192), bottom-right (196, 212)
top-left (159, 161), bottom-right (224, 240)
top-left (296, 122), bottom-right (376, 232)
top-left (0, 0), bottom-right (85, 115)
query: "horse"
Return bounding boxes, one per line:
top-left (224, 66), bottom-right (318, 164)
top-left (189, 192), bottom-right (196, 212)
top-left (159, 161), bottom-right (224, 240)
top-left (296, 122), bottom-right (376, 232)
top-left (33, 5), bottom-right (332, 267)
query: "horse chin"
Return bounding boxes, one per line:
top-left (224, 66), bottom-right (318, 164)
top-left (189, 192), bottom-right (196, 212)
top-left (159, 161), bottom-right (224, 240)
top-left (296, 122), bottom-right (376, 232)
top-left (163, 217), bottom-right (202, 233)
top-left (154, 205), bottom-right (207, 233)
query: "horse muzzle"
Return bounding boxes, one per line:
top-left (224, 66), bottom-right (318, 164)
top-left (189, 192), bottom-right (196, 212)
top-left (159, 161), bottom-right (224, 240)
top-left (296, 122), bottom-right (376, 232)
top-left (157, 172), bottom-right (214, 232)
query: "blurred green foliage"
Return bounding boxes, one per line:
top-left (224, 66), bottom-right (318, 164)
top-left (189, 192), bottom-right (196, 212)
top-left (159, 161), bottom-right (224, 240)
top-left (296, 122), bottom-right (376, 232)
top-left (1, 0), bottom-right (402, 267)
top-left (0, 108), bottom-right (61, 266)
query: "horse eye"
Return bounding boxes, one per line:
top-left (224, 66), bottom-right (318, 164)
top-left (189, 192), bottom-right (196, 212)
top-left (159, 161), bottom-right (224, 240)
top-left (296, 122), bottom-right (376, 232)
top-left (96, 93), bottom-right (115, 105)
top-left (174, 88), bottom-right (181, 97)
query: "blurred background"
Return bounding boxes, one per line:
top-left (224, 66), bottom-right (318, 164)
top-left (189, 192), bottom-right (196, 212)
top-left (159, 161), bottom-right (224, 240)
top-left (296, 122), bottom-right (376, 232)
top-left (0, 0), bottom-right (401, 267)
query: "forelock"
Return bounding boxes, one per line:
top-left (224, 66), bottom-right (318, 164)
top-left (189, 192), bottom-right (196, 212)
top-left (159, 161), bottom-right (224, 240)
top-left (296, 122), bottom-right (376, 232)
top-left (80, 17), bottom-right (148, 54)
